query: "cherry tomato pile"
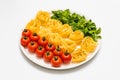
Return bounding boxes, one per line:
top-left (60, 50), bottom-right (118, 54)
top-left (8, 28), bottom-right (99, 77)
top-left (20, 29), bottom-right (72, 67)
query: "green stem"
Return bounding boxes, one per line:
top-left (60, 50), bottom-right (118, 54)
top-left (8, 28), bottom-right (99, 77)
top-left (64, 50), bottom-right (69, 56)
top-left (38, 46), bottom-right (42, 50)
top-left (23, 29), bottom-right (27, 32)
top-left (56, 46), bottom-right (61, 51)
top-left (23, 36), bottom-right (27, 40)
top-left (30, 41), bottom-right (34, 45)
top-left (33, 33), bottom-right (37, 36)
top-left (46, 51), bottom-right (50, 56)
top-left (54, 56), bottom-right (58, 61)
top-left (42, 36), bottom-right (46, 41)
top-left (48, 43), bottom-right (52, 47)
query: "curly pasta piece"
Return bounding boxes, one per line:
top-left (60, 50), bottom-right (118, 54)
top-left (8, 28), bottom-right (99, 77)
top-left (37, 26), bottom-right (52, 38)
top-left (45, 19), bottom-right (63, 33)
top-left (61, 39), bottom-right (77, 53)
top-left (81, 36), bottom-right (97, 53)
top-left (59, 24), bottom-right (73, 38)
top-left (49, 33), bottom-right (63, 46)
top-left (72, 48), bottom-right (87, 63)
top-left (26, 19), bottom-right (40, 33)
top-left (36, 11), bottom-right (50, 26)
top-left (69, 30), bottom-right (84, 44)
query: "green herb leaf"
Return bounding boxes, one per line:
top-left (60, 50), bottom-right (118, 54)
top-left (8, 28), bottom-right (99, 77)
top-left (96, 27), bottom-right (101, 34)
top-left (51, 9), bottom-right (102, 41)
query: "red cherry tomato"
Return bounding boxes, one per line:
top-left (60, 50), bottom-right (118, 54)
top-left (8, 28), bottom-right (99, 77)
top-left (35, 46), bottom-right (46, 57)
top-left (30, 33), bottom-right (40, 41)
top-left (38, 36), bottom-right (48, 46)
top-left (61, 51), bottom-right (72, 63)
top-left (22, 29), bottom-right (31, 37)
top-left (43, 51), bottom-right (53, 62)
top-left (53, 46), bottom-right (63, 56)
top-left (20, 36), bottom-right (30, 47)
top-left (46, 43), bottom-right (55, 51)
top-left (27, 41), bottom-right (38, 52)
top-left (51, 56), bottom-right (62, 67)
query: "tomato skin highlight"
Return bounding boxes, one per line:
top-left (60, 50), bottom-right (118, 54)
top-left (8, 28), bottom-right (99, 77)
top-left (43, 51), bottom-right (53, 62)
top-left (27, 41), bottom-right (38, 52)
top-left (45, 43), bottom-right (55, 51)
top-left (22, 29), bottom-right (31, 37)
top-left (30, 33), bottom-right (40, 41)
top-left (61, 51), bottom-right (72, 63)
top-left (21, 36), bottom-right (30, 47)
top-left (35, 46), bottom-right (46, 57)
top-left (38, 37), bottom-right (48, 46)
top-left (53, 46), bottom-right (63, 56)
top-left (51, 56), bottom-right (62, 67)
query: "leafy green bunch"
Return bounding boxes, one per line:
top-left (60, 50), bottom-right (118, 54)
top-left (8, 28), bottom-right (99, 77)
top-left (51, 9), bottom-right (101, 41)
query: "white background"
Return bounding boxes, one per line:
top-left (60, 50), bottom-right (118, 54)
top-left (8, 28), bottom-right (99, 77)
top-left (0, 0), bottom-right (120, 80)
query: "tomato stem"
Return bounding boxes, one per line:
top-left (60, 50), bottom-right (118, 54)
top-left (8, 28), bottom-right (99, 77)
top-left (42, 36), bottom-right (46, 41)
top-left (46, 51), bottom-right (50, 56)
top-left (54, 56), bottom-right (58, 61)
top-left (56, 46), bottom-right (61, 51)
top-left (23, 36), bottom-right (28, 40)
top-left (48, 43), bottom-right (52, 47)
top-left (33, 33), bottom-right (37, 36)
top-left (64, 50), bottom-right (69, 55)
top-left (38, 46), bottom-right (42, 50)
top-left (30, 41), bottom-right (34, 45)
top-left (23, 29), bottom-right (27, 32)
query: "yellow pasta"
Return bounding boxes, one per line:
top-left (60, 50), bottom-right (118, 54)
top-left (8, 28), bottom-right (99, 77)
top-left (49, 33), bottom-right (63, 46)
top-left (26, 19), bottom-right (40, 33)
top-left (69, 30), bottom-right (84, 44)
top-left (25, 10), bottom-right (98, 63)
top-left (44, 19), bottom-right (62, 33)
top-left (72, 48), bottom-right (87, 63)
top-left (62, 39), bottom-right (77, 53)
top-left (36, 11), bottom-right (50, 26)
top-left (37, 26), bottom-right (52, 38)
top-left (59, 24), bottom-right (73, 38)
top-left (81, 36), bottom-right (97, 53)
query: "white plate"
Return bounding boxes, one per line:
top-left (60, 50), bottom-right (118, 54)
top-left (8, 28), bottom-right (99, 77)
top-left (19, 10), bottom-right (101, 70)
top-left (19, 37), bottom-right (101, 70)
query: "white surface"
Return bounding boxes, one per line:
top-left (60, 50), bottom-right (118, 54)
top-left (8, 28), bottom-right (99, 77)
top-left (0, 0), bottom-right (120, 80)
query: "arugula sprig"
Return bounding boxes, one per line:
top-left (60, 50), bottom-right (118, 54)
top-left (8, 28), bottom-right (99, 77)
top-left (51, 9), bottom-right (101, 41)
